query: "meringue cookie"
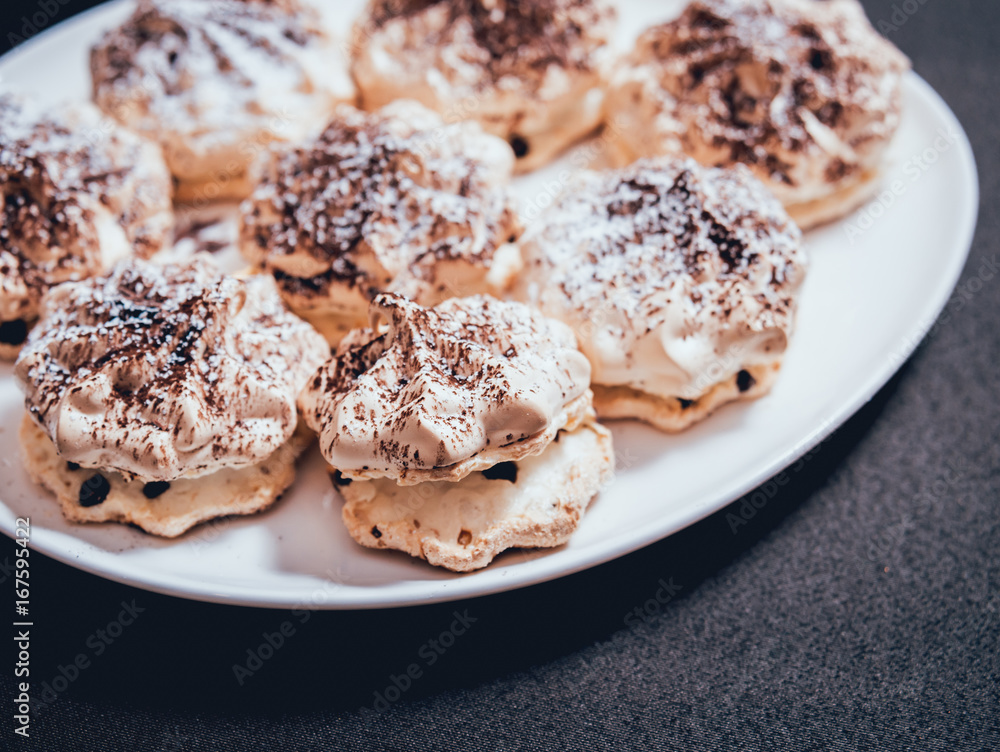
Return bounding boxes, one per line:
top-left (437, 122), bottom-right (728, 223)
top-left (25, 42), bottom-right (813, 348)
top-left (605, 0), bottom-right (910, 229)
top-left (299, 293), bottom-right (593, 484)
top-left (240, 100), bottom-right (522, 338)
top-left (350, 0), bottom-right (617, 172)
top-left (0, 94), bottom-right (172, 357)
top-left (15, 255), bottom-right (329, 482)
top-left (519, 156), bottom-right (807, 432)
top-left (90, 0), bottom-right (356, 203)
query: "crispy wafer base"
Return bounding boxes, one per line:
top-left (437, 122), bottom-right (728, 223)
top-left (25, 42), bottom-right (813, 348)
top-left (293, 309), bottom-right (366, 349)
top-left (339, 420), bottom-right (614, 572)
top-left (1, 341), bottom-right (24, 361)
top-left (785, 170), bottom-right (882, 231)
top-left (19, 415), bottom-right (313, 538)
top-left (172, 169), bottom-right (258, 205)
top-left (593, 362), bottom-right (780, 433)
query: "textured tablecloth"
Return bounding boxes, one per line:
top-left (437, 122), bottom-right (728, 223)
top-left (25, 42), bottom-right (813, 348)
top-left (1, 1), bottom-right (997, 749)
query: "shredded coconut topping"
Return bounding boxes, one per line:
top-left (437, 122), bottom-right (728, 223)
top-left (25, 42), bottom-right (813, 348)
top-left (0, 94), bottom-right (172, 326)
top-left (240, 100), bottom-right (521, 316)
top-left (299, 293), bottom-right (591, 481)
top-left (521, 156), bottom-right (806, 400)
top-left (15, 255), bottom-right (329, 482)
top-left (608, 0), bottom-right (909, 206)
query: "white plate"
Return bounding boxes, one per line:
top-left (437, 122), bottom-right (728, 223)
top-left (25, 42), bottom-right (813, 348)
top-left (0, 1), bottom-right (978, 609)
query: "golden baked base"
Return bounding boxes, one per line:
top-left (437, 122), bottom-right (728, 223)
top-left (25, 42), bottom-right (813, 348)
top-left (786, 170), bottom-right (882, 231)
top-left (593, 362), bottom-right (780, 433)
top-left (19, 415), bottom-right (313, 538)
top-left (339, 421), bottom-right (614, 572)
top-left (172, 169), bottom-right (257, 205)
top-left (294, 309), bottom-right (367, 349)
top-left (0, 342), bottom-right (24, 362)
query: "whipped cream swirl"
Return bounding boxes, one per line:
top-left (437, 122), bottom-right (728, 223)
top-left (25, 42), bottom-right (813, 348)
top-left (15, 255), bottom-right (329, 482)
top-left (299, 293), bottom-right (591, 483)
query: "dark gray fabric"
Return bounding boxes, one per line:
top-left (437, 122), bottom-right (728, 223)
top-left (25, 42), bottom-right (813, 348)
top-left (1, 1), bottom-right (998, 749)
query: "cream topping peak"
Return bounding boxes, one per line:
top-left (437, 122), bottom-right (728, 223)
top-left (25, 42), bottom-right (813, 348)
top-left (90, 0), bottom-right (352, 138)
top-left (240, 100), bottom-right (520, 313)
